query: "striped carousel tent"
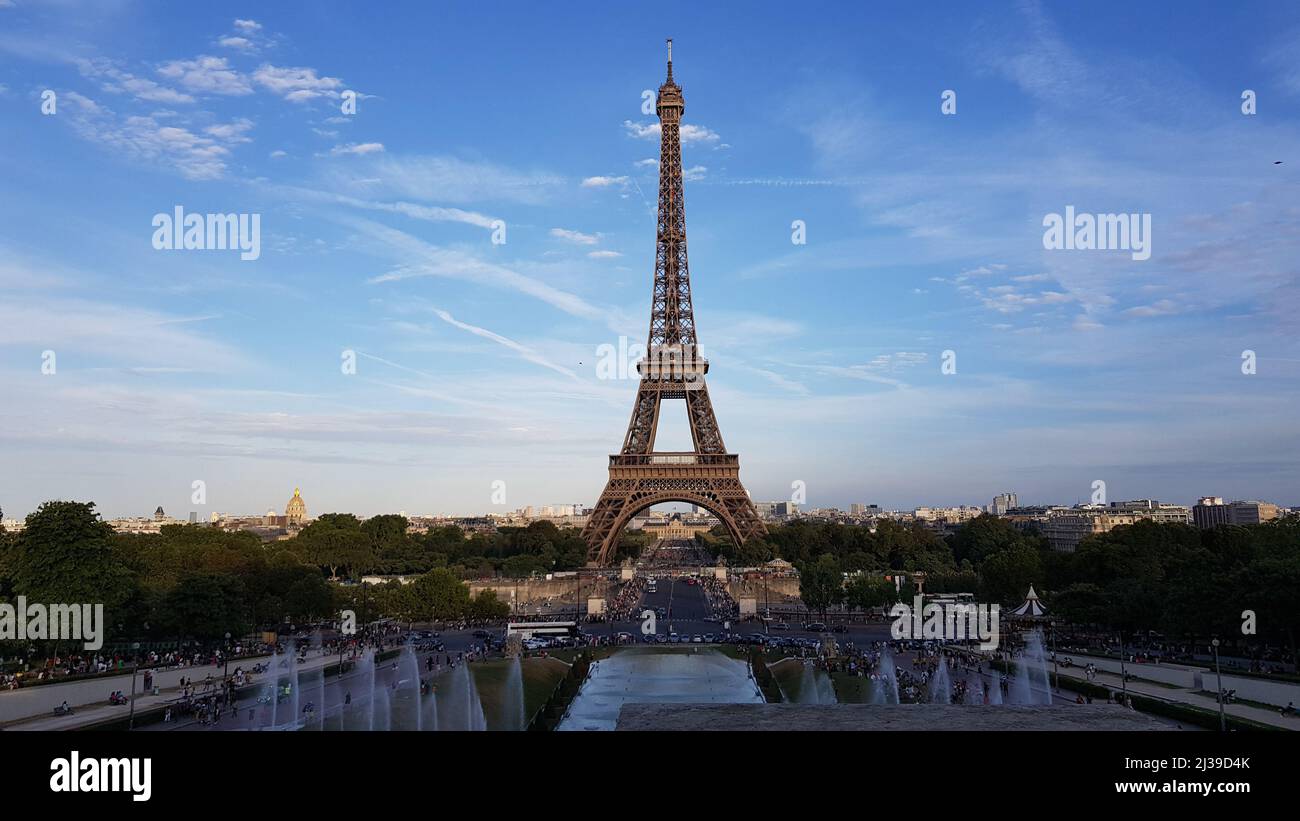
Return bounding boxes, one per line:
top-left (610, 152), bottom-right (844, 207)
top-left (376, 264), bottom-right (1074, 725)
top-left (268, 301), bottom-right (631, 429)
top-left (1008, 585), bottom-right (1048, 619)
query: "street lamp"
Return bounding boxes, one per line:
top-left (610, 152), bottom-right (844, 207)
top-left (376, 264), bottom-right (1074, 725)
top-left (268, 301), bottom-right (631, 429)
top-left (1050, 620), bottom-right (1059, 693)
top-left (1212, 638), bottom-right (1225, 732)
top-left (127, 642), bottom-right (140, 731)
top-left (1118, 631), bottom-right (1128, 704)
top-left (763, 567), bottom-right (770, 624)
top-left (575, 569), bottom-right (583, 624)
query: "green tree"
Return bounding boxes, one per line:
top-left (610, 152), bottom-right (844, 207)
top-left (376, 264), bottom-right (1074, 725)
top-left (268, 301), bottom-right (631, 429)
top-left (978, 544), bottom-right (1042, 605)
top-left (284, 574), bottom-right (335, 623)
top-left (844, 574), bottom-right (893, 612)
top-left (797, 554), bottom-right (843, 620)
top-left (951, 514), bottom-right (1046, 565)
top-left (11, 501), bottom-right (136, 610)
top-left (502, 554), bottom-right (544, 579)
top-left (296, 514), bottom-right (373, 579)
top-left (156, 573), bottom-right (250, 641)
top-left (407, 569), bottom-right (471, 622)
top-left (1050, 582), bottom-right (1108, 625)
top-left (468, 589), bottom-right (510, 620)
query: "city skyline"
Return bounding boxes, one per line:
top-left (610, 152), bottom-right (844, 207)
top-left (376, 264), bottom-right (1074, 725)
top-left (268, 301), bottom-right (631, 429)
top-left (3, 484), bottom-right (1291, 523)
top-left (2, 1), bottom-right (1299, 519)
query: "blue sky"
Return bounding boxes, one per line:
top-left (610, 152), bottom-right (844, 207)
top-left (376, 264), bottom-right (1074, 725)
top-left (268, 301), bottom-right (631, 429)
top-left (1, 0), bottom-right (1298, 519)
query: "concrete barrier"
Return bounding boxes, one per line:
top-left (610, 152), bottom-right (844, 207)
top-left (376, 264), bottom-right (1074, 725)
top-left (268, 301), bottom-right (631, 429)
top-left (1192, 670), bottom-right (1300, 709)
top-left (0, 653), bottom-right (282, 725)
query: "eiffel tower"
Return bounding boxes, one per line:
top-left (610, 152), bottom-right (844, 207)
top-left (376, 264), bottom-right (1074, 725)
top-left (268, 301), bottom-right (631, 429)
top-left (582, 40), bottom-right (766, 566)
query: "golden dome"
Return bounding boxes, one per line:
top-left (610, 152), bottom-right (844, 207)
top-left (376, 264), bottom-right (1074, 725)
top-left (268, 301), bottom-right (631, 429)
top-left (285, 487), bottom-right (307, 522)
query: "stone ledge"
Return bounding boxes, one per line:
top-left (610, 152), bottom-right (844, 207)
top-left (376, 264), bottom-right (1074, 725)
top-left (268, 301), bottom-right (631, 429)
top-left (615, 703), bottom-right (1174, 731)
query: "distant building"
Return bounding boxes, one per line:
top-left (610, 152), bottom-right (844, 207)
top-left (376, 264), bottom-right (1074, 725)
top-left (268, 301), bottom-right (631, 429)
top-left (1041, 511), bottom-right (1139, 552)
top-left (1105, 499), bottom-right (1190, 525)
top-left (454, 517), bottom-right (498, 535)
top-left (153, 506), bottom-right (166, 521)
top-left (755, 501), bottom-right (798, 519)
top-left (642, 513), bottom-right (715, 540)
top-left (1192, 497), bottom-right (1280, 528)
top-left (1227, 500), bottom-right (1280, 526)
top-left (991, 492), bottom-right (1018, 516)
top-left (285, 487), bottom-right (308, 526)
top-left (849, 503), bottom-right (880, 516)
top-left (914, 506), bottom-right (983, 524)
top-left (1193, 497), bottom-right (1229, 529)
top-left (1039, 500), bottom-right (1189, 551)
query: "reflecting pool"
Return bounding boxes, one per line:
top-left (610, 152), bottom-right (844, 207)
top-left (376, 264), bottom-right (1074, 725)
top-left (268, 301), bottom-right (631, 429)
top-left (557, 647), bottom-right (764, 731)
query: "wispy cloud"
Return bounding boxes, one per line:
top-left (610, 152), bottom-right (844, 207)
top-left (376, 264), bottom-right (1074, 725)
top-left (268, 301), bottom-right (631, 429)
top-left (157, 56), bottom-right (253, 95)
top-left (431, 308), bottom-right (579, 379)
top-left (253, 63), bottom-right (343, 102)
top-left (353, 218), bottom-right (611, 324)
top-left (60, 91), bottom-right (253, 179)
top-left (329, 141), bottom-right (385, 155)
top-left (581, 175), bottom-right (628, 187)
top-left (622, 119), bottom-right (721, 145)
top-left (549, 227), bottom-right (599, 245)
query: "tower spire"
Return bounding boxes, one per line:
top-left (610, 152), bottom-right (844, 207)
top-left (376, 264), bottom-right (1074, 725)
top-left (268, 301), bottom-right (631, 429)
top-left (666, 37), bottom-right (673, 82)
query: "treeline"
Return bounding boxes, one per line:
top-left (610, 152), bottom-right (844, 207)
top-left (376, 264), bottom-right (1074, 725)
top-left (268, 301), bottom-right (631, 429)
top-left (0, 501), bottom-right (513, 649)
top-left (0, 501), bottom-right (334, 647)
top-left (3, 501), bottom-right (1295, 662)
top-left (0, 501), bottom-right (654, 649)
top-left (697, 517), bottom-right (973, 577)
top-left (291, 514), bottom-right (650, 578)
top-left (699, 512), bottom-right (1300, 662)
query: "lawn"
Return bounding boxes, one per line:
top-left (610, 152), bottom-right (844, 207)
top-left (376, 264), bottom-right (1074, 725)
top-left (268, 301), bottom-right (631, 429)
top-left (767, 658), bottom-right (808, 702)
top-left (469, 657), bottom-right (570, 730)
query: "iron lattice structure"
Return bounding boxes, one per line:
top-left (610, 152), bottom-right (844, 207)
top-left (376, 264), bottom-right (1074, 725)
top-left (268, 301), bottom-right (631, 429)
top-left (582, 42), bottom-right (766, 566)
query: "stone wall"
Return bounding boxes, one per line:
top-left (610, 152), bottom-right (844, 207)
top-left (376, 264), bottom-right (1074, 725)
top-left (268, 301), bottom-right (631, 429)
top-left (615, 703), bottom-right (1174, 731)
top-left (467, 577), bottom-right (614, 609)
top-left (727, 575), bottom-right (803, 606)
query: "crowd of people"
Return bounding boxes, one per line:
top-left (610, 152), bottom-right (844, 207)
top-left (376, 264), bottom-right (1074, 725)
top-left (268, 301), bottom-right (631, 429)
top-left (1, 642), bottom-right (283, 690)
top-left (698, 576), bottom-right (739, 622)
top-left (1055, 630), bottom-right (1296, 675)
top-left (602, 576), bottom-right (649, 622)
